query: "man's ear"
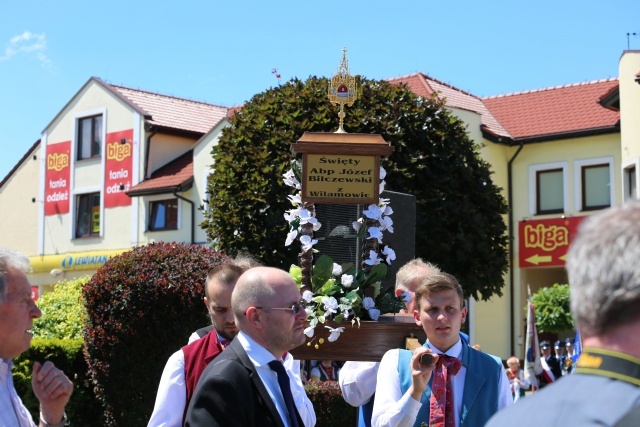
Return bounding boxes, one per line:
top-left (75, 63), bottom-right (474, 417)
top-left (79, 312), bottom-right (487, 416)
top-left (413, 309), bottom-right (421, 326)
top-left (203, 296), bottom-right (209, 308)
top-left (244, 306), bottom-right (264, 329)
top-left (461, 306), bottom-right (468, 324)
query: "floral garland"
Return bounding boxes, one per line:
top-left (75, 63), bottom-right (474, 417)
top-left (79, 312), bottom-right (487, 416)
top-left (283, 160), bottom-right (403, 344)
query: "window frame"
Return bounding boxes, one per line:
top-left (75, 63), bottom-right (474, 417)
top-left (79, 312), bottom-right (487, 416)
top-left (76, 114), bottom-right (103, 161)
top-left (529, 162), bottom-right (568, 216)
top-left (147, 198), bottom-right (180, 232)
top-left (574, 157), bottom-right (615, 212)
top-left (74, 191), bottom-right (102, 239)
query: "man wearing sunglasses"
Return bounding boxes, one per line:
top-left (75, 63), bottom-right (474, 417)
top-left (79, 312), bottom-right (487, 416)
top-left (186, 266), bottom-right (316, 427)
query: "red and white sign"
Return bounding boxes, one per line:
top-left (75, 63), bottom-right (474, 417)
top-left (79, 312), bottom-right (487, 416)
top-left (44, 141), bottom-right (71, 215)
top-left (518, 216), bottom-right (587, 268)
top-left (104, 129), bottom-right (133, 208)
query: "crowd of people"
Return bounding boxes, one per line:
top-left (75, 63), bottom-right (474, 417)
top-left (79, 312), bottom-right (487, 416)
top-left (1, 201), bottom-right (640, 426)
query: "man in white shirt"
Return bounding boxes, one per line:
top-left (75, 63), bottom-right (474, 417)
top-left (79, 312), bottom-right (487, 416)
top-left (372, 271), bottom-right (511, 427)
top-left (185, 266), bottom-right (316, 427)
top-left (0, 248), bottom-right (73, 427)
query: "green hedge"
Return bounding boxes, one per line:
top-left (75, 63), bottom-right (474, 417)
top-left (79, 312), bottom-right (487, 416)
top-left (305, 380), bottom-right (357, 427)
top-left (12, 339), bottom-right (105, 425)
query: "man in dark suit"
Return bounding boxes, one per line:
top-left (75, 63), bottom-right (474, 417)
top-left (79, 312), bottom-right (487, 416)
top-left (554, 340), bottom-right (568, 376)
top-left (185, 266), bottom-right (315, 427)
top-left (487, 202), bottom-right (640, 426)
top-left (539, 340), bottom-right (561, 384)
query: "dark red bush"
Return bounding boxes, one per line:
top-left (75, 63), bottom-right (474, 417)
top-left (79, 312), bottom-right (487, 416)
top-left (82, 242), bottom-right (227, 426)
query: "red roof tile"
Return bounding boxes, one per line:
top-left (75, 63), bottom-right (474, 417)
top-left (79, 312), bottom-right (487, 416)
top-left (388, 73), bottom-right (509, 137)
top-left (482, 79), bottom-right (620, 140)
top-left (109, 84), bottom-right (228, 135)
top-left (127, 150), bottom-right (193, 196)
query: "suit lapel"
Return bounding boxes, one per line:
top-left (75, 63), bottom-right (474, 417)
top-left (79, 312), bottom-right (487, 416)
top-left (228, 339), bottom-right (286, 427)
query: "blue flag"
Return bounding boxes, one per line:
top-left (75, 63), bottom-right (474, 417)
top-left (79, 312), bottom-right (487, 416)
top-left (571, 330), bottom-right (582, 363)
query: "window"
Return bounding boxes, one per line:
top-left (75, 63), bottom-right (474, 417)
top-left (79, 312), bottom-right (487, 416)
top-left (581, 164), bottom-right (610, 210)
top-left (536, 169), bottom-right (564, 214)
top-left (75, 193), bottom-right (100, 238)
top-left (575, 157), bottom-right (614, 212)
top-left (149, 199), bottom-right (178, 231)
top-left (77, 115), bottom-right (102, 160)
top-left (529, 163), bottom-right (567, 216)
top-left (623, 159), bottom-right (639, 202)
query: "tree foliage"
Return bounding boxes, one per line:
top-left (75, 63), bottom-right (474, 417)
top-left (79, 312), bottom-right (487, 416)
top-left (531, 283), bottom-right (574, 333)
top-left (32, 276), bottom-right (89, 340)
top-left (202, 76), bottom-right (508, 300)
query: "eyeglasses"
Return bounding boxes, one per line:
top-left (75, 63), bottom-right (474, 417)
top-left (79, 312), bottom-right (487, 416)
top-left (249, 300), bottom-right (307, 315)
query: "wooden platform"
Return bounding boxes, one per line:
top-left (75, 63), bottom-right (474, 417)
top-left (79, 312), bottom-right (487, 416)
top-left (290, 315), bottom-right (426, 362)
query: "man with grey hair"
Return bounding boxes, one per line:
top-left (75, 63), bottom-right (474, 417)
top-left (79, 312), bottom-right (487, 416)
top-left (185, 266), bottom-right (315, 427)
top-left (487, 202), bottom-right (640, 426)
top-left (0, 248), bottom-right (73, 427)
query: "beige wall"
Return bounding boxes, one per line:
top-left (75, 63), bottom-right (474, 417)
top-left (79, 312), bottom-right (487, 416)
top-left (619, 51), bottom-right (640, 162)
top-left (0, 144), bottom-right (40, 256)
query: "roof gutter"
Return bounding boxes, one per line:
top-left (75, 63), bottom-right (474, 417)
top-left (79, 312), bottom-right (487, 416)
top-left (144, 124), bottom-right (157, 179)
top-left (507, 140), bottom-right (524, 357)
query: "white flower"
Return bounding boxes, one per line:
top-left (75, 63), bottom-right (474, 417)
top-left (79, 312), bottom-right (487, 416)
top-left (284, 208), bottom-right (300, 223)
top-left (341, 274), bottom-right (354, 288)
top-left (332, 263), bottom-right (342, 276)
top-left (285, 229), bottom-right (298, 246)
top-left (299, 209), bottom-right (317, 224)
top-left (367, 227), bottom-right (383, 243)
top-left (380, 166), bottom-right (387, 180)
top-left (368, 308), bottom-right (381, 320)
top-left (379, 180), bottom-right (386, 194)
top-left (283, 169), bottom-right (301, 189)
top-left (352, 220), bottom-right (362, 232)
top-left (313, 221), bottom-right (322, 231)
top-left (325, 326), bottom-right (345, 342)
top-left (304, 326), bottom-right (315, 337)
top-left (302, 290), bottom-right (314, 303)
top-left (363, 297), bottom-right (375, 310)
top-left (299, 235), bottom-right (318, 251)
top-left (363, 204), bottom-right (383, 220)
top-left (322, 296), bottom-right (338, 315)
top-left (364, 250), bottom-right (382, 266)
top-left (382, 246), bottom-right (396, 264)
top-left (382, 205), bottom-right (393, 216)
top-left (305, 307), bottom-right (314, 317)
top-left (379, 216), bottom-right (394, 233)
top-left (287, 194), bottom-right (302, 206)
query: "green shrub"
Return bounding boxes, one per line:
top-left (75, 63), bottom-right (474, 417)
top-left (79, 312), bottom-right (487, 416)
top-left (13, 339), bottom-right (105, 426)
top-left (33, 276), bottom-right (89, 340)
top-left (305, 380), bottom-right (357, 427)
top-left (82, 242), bottom-right (228, 426)
top-left (531, 283), bottom-right (574, 333)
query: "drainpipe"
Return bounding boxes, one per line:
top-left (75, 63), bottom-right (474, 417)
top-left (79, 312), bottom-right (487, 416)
top-left (144, 124), bottom-right (157, 179)
top-left (173, 191), bottom-right (195, 244)
top-left (507, 140), bottom-right (524, 356)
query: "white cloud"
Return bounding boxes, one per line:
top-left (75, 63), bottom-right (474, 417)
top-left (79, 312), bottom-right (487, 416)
top-left (0, 32), bottom-right (51, 67)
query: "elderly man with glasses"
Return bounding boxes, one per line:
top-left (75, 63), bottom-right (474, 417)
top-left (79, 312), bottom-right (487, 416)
top-left (185, 266), bottom-right (315, 427)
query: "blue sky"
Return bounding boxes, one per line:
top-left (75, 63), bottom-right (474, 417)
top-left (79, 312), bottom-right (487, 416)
top-left (1, 0), bottom-right (639, 180)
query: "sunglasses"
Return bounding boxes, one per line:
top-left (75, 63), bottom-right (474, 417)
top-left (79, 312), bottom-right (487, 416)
top-left (248, 299), bottom-right (307, 315)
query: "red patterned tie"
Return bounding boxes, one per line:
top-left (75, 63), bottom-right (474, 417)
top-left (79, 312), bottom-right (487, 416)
top-left (429, 355), bottom-right (463, 427)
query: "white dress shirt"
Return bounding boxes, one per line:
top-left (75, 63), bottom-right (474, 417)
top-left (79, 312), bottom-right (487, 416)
top-left (0, 358), bottom-right (36, 427)
top-left (339, 361), bottom-right (380, 406)
top-left (147, 333), bottom-right (312, 427)
top-left (237, 331), bottom-right (316, 427)
top-left (372, 339), bottom-right (511, 427)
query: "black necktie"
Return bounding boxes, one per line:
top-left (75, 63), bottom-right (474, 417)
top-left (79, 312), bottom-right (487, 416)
top-left (267, 360), bottom-right (300, 427)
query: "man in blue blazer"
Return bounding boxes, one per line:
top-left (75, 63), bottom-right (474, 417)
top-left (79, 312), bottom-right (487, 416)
top-left (372, 271), bottom-right (511, 427)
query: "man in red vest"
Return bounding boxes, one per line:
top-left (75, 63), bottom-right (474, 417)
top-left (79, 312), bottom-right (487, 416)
top-left (148, 258), bottom-right (261, 426)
